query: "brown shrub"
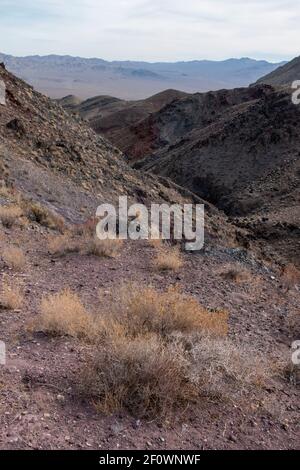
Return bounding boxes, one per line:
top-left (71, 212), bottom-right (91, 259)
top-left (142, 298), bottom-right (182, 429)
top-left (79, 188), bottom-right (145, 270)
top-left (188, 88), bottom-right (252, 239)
top-left (0, 205), bottom-right (23, 228)
top-left (21, 200), bottom-right (65, 232)
top-left (2, 245), bottom-right (26, 271)
top-left (85, 236), bottom-right (123, 258)
top-left (281, 264), bottom-right (300, 292)
top-left (71, 217), bottom-right (98, 237)
top-left (80, 330), bottom-right (270, 417)
top-left (48, 234), bottom-right (81, 257)
top-left (36, 289), bottom-right (95, 341)
top-left (147, 225), bottom-right (162, 248)
top-left (103, 284), bottom-right (228, 338)
top-left (220, 265), bottom-right (251, 283)
top-left (80, 333), bottom-right (196, 417)
top-left (153, 247), bottom-right (183, 272)
top-left (148, 237), bottom-right (162, 248)
top-left (287, 310), bottom-right (300, 336)
top-left (187, 334), bottom-right (271, 397)
top-left (0, 279), bottom-right (24, 310)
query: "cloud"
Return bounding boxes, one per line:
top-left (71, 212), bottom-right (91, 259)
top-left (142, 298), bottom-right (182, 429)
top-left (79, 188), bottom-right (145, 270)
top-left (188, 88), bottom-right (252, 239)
top-left (0, 0), bottom-right (299, 61)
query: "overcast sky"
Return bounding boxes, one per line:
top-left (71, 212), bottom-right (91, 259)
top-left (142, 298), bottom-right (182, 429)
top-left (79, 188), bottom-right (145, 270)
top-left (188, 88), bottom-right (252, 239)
top-left (0, 0), bottom-right (299, 62)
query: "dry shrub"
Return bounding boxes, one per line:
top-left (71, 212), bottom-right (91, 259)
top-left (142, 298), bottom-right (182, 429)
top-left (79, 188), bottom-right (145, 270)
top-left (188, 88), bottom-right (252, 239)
top-left (287, 310), bottom-right (300, 336)
top-left (86, 236), bottom-right (123, 258)
top-left (153, 247), bottom-right (183, 272)
top-left (148, 237), bottom-right (162, 248)
top-left (31, 283), bottom-right (272, 418)
top-left (148, 225), bottom-right (162, 248)
top-left (80, 331), bottom-right (270, 417)
top-left (0, 205), bottom-right (23, 228)
top-left (281, 264), bottom-right (300, 292)
top-left (187, 334), bottom-right (271, 397)
top-left (72, 217), bottom-right (98, 237)
top-left (36, 289), bottom-right (95, 341)
top-left (80, 333), bottom-right (196, 417)
top-left (220, 265), bottom-right (251, 283)
top-left (2, 245), bottom-right (26, 271)
top-left (0, 184), bottom-right (11, 198)
top-left (48, 234), bottom-right (81, 257)
top-left (0, 279), bottom-right (24, 310)
top-left (104, 284), bottom-right (228, 338)
top-left (21, 200), bottom-right (65, 232)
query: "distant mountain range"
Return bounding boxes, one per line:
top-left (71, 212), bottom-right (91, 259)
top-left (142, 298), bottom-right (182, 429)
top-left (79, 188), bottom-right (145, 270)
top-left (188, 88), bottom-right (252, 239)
top-left (0, 52), bottom-right (285, 100)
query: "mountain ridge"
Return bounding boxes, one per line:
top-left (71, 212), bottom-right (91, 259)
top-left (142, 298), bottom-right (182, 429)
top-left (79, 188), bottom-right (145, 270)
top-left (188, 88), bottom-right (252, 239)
top-left (0, 52), bottom-right (285, 100)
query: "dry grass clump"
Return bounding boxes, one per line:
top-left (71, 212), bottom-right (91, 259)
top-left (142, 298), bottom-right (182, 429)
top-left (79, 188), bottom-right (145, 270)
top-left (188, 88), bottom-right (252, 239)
top-left (36, 289), bottom-right (95, 341)
top-left (31, 283), bottom-right (272, 418)
top-left (187, 334), bottom-right (271, 397)
top-left (103, 284), bottom-right (228, 338)
top-left (148, 237), bottom-right (162, 248)
top-left (153, 247), bottom-right (183, 272)
top-left (0, 205), bottom-right (23, 228)
top-left (80, 333), bottom-right (196, 417)
top-left (71, 217), bottom-right (98, 237)
top-left (148, 225), bottom-right (162, 248)
top-left (0, 278), bottom-right (24, 310)
top-left (21, 200), bottom-right (65, 232)
top-left (220, 265), bottom-right (251, 283)
top-left (287, 310), bottom-right (300, 336)
top-left (85, 236), bottom-right (123, 258)
top-left (48, 234), bottom-right (81, 257)
top-left (2, 245), bottom-right (26, 271)
top-left (80, 332), bottom-right (272, 417)
top-left (80, 285), bottom-right (273, 417)
top-left (0, 184), bottom-right (11, 198)
top-left (281, 264), bottom-right (300, 293)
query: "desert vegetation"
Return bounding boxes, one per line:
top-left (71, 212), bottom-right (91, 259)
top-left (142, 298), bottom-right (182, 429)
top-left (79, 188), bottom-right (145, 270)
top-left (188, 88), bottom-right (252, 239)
top-left (85, 236), bottom-right (123, 258)
top-left (0, 277), bottom-right (24, 310)
top-left (219, 265), bottom-right (251, 283)
top-left (20, 199), bottom-right (65, 232)
top-left (0, 204), bottom-right (23, 229)
top-left (35, 289), bottom-right (95, 341)
top-left (1, 245), bottom-right (26, 271)
top-left (153, 246), bottom-right (183, 272)
top-left (281, 263), bottom-right (300, 293)
top-left (31, 283), bottom-right (273, 418)
top-left (48, 231), bottom-right (123, 259)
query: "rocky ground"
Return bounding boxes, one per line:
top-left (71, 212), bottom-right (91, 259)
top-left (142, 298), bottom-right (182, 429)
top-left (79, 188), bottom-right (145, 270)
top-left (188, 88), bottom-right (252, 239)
top-left (0, 217), bottom-right (299, 450)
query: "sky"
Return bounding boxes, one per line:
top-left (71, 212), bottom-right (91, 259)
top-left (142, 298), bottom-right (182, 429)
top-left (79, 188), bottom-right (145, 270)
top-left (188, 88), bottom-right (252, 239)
top-left (0, 0), bottom-right (299, 62)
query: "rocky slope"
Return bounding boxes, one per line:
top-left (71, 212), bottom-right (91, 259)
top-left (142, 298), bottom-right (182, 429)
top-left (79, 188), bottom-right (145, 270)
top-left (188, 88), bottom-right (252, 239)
top-left (59, 79), bottom-right (300, 266)
top-left (58, 89), bottom-right (187, 160)
top-left (256, 55), bottom-right (300, 87)
top-left (0, 64), bottom-right (237, 245)
top-left (130, 86), bottom-right (300, 265)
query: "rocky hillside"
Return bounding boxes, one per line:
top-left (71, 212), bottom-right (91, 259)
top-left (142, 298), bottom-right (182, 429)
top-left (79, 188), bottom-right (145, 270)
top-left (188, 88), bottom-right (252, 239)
top-left (58, 79), bottom-right (300, 265)
top-left (256, 55), bottom-right (300, 87)
top-left (58, 89), bottom-right (187, 160)
top-left (0, 64), bottom-right (236, 244)
top-left (131, 86), bottom-right (300, 265)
